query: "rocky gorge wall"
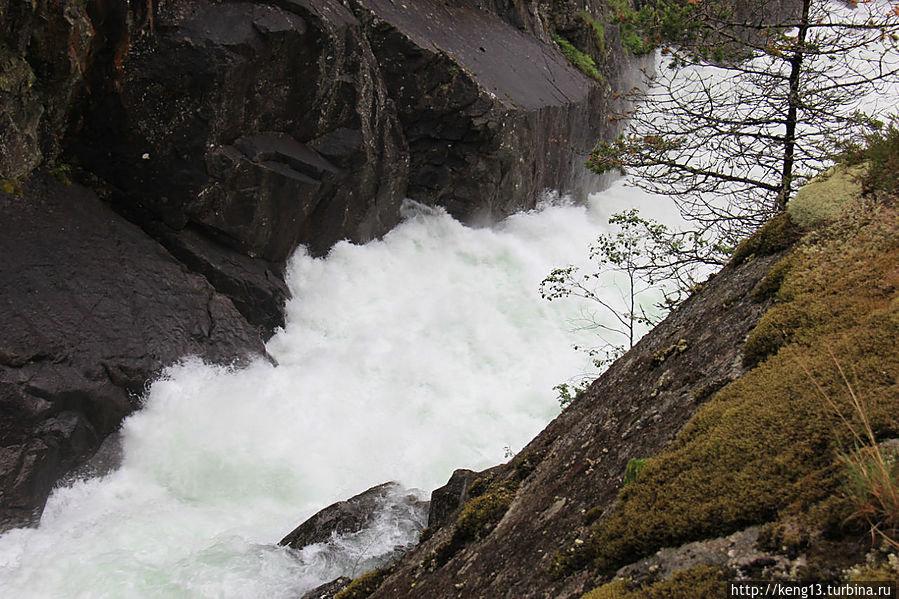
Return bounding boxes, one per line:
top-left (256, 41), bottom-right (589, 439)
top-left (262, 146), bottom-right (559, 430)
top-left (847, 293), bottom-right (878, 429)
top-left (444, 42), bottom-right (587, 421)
top-left (1, 0), bottom-right (637, 529)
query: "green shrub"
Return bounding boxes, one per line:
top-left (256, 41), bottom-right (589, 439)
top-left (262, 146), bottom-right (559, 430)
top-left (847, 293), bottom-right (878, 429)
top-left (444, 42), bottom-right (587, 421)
top-left (841, 122), bottom-right (899, 197)
top-left (552, 34), bottom-right (602, 81)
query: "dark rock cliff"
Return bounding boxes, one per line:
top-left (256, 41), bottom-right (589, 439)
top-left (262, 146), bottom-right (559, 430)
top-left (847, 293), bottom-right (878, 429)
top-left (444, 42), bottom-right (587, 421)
top-left (1, 0), bottom-right (633, 530)
top-left (4, 0), bottom-right (630, 334)
top-left (0, 174), bottom-right (266, 530)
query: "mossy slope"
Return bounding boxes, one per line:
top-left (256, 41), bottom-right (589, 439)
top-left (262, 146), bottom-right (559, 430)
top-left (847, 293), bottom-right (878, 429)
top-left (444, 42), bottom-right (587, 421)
top-left (566, 199), bottom-right (899, 577)
top-left (583, 565), bottom-right (727, 599)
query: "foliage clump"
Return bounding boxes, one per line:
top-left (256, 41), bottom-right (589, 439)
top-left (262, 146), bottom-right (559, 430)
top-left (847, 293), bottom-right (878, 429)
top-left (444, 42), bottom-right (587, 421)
top-left (581, 565), bottom-right (727, 599)
top-left (606, 0), bottom-right (701, 56)
top-left (552, 200), bottom-right (899, 577)
top-left (553, 34), bottom-right (603, 81)
top-left (589, 0), bottom-right (899, 261)
top-left (840, 122), bottom-right (899, 199)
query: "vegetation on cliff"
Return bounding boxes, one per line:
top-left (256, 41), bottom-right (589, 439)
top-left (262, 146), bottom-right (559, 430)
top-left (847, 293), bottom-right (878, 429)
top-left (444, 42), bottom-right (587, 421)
top-left (555, 130), bottom-right (899, 594)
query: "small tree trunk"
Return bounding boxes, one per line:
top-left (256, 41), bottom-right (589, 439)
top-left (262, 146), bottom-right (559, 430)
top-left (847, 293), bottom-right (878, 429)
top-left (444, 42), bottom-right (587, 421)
top-left (778, 0), bottom-right (812, 211)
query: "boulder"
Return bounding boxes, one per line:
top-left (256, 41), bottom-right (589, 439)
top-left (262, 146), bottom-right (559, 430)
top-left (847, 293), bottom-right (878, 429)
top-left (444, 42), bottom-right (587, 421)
top-left (427, 465), bottom-right (503, 529)
top-left (0, 174), bottom-right (266, 530)
top-left (281, 481), bottom-right (428, 596)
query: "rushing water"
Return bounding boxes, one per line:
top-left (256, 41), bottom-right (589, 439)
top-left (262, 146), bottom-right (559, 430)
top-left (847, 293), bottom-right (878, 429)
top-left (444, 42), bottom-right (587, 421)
top-left (0, 182), bottom-right (680, 598)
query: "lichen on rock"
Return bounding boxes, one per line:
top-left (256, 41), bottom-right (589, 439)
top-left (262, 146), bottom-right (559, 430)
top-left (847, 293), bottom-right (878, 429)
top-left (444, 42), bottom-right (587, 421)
top-left (788, 163), bottom-right (868, 229)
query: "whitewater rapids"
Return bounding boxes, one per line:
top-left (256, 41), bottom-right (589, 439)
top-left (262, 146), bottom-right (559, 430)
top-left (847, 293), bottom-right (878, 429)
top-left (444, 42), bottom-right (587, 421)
top-left (0, 181), bottom-right (680, 598)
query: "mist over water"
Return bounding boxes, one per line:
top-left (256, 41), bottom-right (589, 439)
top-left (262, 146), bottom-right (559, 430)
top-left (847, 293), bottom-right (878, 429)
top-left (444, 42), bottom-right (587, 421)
top-left (0, 182), bottom-right (675, 598)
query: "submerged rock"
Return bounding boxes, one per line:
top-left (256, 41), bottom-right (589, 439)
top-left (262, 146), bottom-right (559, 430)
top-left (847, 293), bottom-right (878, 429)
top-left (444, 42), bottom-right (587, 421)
top-left (281, 481), bottom-right (428, 595)
top-left (280, 481), bottom-right (428, 551)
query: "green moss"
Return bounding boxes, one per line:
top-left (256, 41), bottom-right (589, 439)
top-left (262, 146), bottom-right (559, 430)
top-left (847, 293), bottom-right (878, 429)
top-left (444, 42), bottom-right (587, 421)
top-left (751, 254), bottom-right (798, 302)
top-left (847, 554), bottom-right (899, 585)
top-left (623, 458), bottom-right (647, 486)
top-left (513, 448), bottom-right (548, 480)
top-left (48, 163), bottom-right (72, 185)
top-left (0, 178), bottom-right (22, 195)
top-left (651, 339), bottom-right (689, 366)
top-left (552, 34), bottom-right (603, 81)
top-left (466, 475), bottom-right (491, 499)
top-left (335, 567), bottom-right (392, 599)
top-left (556, 200), bottom-right (899, 576)
top-left (581, 565), bottom-right (727, 599)
top-left (731, 211), bottom-right (803, 265)
top-left (577, 11), bottom-right (606, 52)
top-left (455, 483), bottom-right (516, 541)
top-left (429, 478), bottom-right (519, 568)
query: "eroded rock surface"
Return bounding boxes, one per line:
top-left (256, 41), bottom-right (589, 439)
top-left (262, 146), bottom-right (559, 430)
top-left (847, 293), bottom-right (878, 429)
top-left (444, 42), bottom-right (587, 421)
top-left (0, 174), bottom-right (265, 530)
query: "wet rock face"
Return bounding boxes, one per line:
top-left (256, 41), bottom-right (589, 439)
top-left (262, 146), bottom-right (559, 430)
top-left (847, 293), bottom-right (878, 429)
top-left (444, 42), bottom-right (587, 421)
top-left (61, 0), bottom-right (409, 331)
top-left (0, 175), bottom-right (266, 531)
top-left (56, 0), bottom-right (625, 331)
top-left (4, 0), bottom-right (626, 334)
top-left (0, 0), bottom-right (96, 180)
top-left (69, 0), bottom-right (408, 261)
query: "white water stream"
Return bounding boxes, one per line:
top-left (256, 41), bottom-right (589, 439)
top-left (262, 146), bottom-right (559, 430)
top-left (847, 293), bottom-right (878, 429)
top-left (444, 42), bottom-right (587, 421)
top-left (0, 183), bottom-right (680, 598)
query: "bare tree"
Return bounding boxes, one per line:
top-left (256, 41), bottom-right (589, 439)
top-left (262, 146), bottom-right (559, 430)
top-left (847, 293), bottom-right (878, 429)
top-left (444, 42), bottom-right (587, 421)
top-left (590, 0), bottom-right (899, 250)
